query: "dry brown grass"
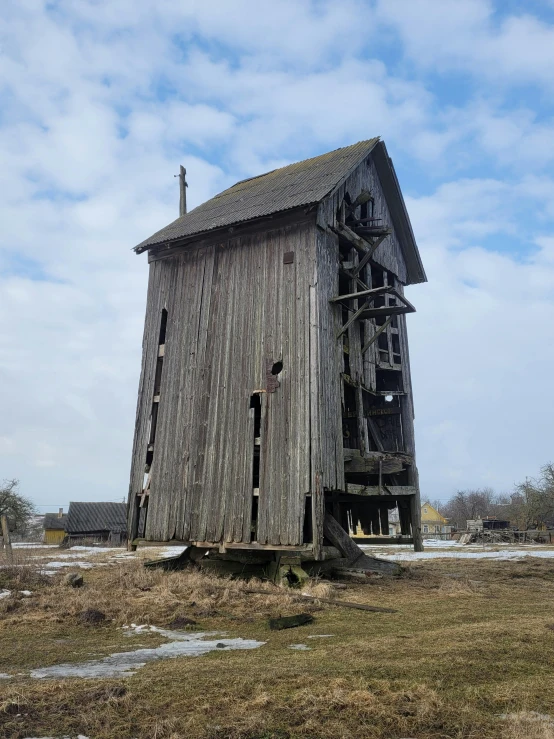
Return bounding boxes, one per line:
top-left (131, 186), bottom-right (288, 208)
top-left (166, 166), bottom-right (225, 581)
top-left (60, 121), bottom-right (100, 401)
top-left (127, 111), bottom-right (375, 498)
top-left (1, 552), bottom-right (554, 738)
top-left (501, 711), bottom-right (554, 739)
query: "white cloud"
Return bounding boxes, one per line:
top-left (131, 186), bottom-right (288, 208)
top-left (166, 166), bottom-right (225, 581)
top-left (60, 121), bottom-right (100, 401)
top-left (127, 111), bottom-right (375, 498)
top-left (376, 0), bottom-right (554, 88)
top-left (1, 0), bottom-right (554, 509)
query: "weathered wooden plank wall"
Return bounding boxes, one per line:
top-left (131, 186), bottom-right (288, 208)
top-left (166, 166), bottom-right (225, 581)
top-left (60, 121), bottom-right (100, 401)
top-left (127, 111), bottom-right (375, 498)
top-left (317, 153), bottom-right (408, 282)
top-left (128, 147), bottom-right (423, 552)
top-left (129, 220), bottom-right (317, 546)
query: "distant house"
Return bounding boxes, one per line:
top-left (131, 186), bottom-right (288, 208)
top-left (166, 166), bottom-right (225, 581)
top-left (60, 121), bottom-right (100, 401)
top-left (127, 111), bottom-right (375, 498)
top-left (467, 517), bottom-right (510, 532)
top-left (421, 502), bottom-right (452, 536)
top-left (43, 509), bottom-right (67, 544)
top-left (65, 502), bottom-right (127, 545)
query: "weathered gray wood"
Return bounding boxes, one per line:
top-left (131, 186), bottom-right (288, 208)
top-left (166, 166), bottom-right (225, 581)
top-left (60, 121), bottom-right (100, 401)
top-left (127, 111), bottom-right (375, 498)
top-left (343, 449), bottom-right (410, 475)
top-left (178, 165), bottom-right (187, 216)
top-left (345, 484), bottom-right (417, 497)
top-left (128, 144), bottom-right (423, 559)
top-left (247, 588), bottom-right (398, 614)
top-left (330, 286), bottom-right (389, 303)
top-left (349, 233), bottom-right (390, 276)
top-left (362, 316), bottom-right (393, 355)
top-left (323, 513), bottom-right (400, 574)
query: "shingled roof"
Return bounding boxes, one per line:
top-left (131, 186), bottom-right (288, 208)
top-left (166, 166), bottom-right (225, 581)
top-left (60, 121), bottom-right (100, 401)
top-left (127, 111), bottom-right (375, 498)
top-left (43, 513), bottom-right (67, 531)
top-left (135, 139), bottom-right (380, 253)
top-left (66, 502), bottom-right (127, 535)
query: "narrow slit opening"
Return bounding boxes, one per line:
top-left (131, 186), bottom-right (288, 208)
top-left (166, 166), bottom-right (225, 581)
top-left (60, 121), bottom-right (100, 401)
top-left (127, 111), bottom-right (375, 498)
top-left (250, 394), bottom-right (262, 541)
top-left (158, 308), bottom-right (168, 345)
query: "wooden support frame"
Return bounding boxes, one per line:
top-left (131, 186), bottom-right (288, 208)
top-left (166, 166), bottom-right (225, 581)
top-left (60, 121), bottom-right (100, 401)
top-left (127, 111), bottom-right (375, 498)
top-left (362, 316), bottom-right (392, 355)
top-left (334, 287), bottom-right (415, 338)
top-left (333, 221), bottom-right (391, 256)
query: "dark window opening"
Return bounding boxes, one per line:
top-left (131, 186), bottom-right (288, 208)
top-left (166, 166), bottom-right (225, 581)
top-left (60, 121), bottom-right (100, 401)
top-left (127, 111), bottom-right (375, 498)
top-left (249, 393), bottom-right (262, 439)
top-left (376, 369), bottom-right (403, 392)
top-left (158, 308), bottom-right (168, 345)
top-left (249, 394), bottom-right (262, 540)
top-left (148, 403), bottom-right (159, 445)
top-left (372, 268), bottom-right (385, 288)
top-left (153, 357), bottom-right (163, 395)
top-left (271, 361), bottom-right (283, 376)
top-left (303, 496), bottom-right (313, 544)
top-left (250, 496), bottom-right (259, 542)
top-left (359, 198), bottom-right (375, 222)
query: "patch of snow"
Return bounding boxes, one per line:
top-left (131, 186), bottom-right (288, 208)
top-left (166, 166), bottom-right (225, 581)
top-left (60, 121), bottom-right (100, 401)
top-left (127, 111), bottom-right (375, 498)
top-left (498, 711), bottom-right (554, 725)
top-left (68, 546), bottom-right (120, 553)
top-left (0, 672), bottom-right (12, 679)
top-left (307, 634), bottom-right (334, 639)
top-left (361, 548), bottom-right (554, 562)
top-left (0, 589), bottom-right (11, 599)
top-left (160, 545), bottom-right (189, 557)
top-left (40, 560), bottom-right (99, 569)
top-left (288, 644), bottom-right (311, 650)
top-left (20, 590), bottom-right (32, 596)
top-left (12, 543), bottom-right (57, 549)
top-left (30, 626), bottom-right (265, 679)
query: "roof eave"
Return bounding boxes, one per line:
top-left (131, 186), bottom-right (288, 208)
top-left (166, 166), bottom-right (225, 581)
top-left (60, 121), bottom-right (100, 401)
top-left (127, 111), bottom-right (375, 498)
top-left (372, 141), bottom-right (427, 286)
top-left (137, 203), bottom-right (319, 257)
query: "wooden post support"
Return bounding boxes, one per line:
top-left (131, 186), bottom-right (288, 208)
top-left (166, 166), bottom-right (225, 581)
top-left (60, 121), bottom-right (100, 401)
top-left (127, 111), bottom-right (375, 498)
top-left (323, 512), bottom-right (400, 575)
top-left (1, 515), bottom-right (12, 560)
top-left (408, 466), bottom-right (424, 552)
top-left (128, 494), bottom-right (140, 551)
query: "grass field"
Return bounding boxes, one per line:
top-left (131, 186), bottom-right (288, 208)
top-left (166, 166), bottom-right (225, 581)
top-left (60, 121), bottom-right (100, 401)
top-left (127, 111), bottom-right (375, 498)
top-left (1, 545), bottom-right (554, 739)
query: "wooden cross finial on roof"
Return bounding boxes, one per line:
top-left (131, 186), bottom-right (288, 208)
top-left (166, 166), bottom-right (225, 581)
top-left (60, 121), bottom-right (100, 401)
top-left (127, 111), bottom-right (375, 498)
top-left (174, 165), bottom-right (188, 217)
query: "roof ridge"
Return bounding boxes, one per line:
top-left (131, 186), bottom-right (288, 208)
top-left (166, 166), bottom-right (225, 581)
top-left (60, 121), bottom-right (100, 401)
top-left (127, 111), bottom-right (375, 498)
top-left (221, 139), bottom-right (380, 194)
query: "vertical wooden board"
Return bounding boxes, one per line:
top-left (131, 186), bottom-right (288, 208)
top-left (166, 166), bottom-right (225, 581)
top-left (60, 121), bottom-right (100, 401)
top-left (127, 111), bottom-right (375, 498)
top-left (222, 238), bottom-right (256, 543)
top-left (309, 277), bottom-right (324, 559)
top-left (341, 159), bottom-right (407, 284)
top-left (146, 249), bottom-right (205, 541)
top-left (128, 261), bottom-right (168, 539)
top-left (253, 223), bottom-right (313, 546)
top-left (140, 258), bottom-right (177, 540)
top-left (255, 232), bottom-right (272, 545)
top-left (139, 220), bottom-right (316, 547)
top-left (315, 228), bottom-right (344, 493)
top-left (199, 243), bottom-right (236, 542)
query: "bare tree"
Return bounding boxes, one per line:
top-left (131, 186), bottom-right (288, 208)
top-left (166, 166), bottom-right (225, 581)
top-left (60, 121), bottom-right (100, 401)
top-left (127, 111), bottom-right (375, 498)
top-left (507, 464), bottom-right (554, 529)
top-left (442, 488), bottom-right (498, 529)
top-left (0, 479), bottom-right (36, 535)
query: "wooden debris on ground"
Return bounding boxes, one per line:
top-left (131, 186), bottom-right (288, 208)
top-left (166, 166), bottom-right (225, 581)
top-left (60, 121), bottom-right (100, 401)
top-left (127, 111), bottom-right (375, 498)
top-left (269, 613), bottom-right (314, 630)
top-left (322, 513), bottom-right (401, 576)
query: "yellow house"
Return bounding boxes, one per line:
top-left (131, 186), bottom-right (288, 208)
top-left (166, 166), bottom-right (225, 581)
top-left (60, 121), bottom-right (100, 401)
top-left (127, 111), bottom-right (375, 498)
top-left (421, 502), bottom-right (451, 535)
top-left (43, 510), bottom-right (67, 544)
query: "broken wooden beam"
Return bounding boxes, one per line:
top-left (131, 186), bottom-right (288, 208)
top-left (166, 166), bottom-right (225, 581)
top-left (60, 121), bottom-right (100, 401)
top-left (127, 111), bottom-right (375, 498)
top-left (246, 589), bottom-right (397, 614)
top-left (343, 449), bottom-right (410, 475)
top-left (345, 484), bottom-right (417, 497)
top-left (323, 512), bottom-right (400, 575)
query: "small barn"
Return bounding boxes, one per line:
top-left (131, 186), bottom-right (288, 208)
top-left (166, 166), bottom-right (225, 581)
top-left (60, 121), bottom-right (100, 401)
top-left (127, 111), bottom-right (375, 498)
top-left (66, 502), bottom-right (127, 545)
top-left (43, 509), bottom-right (67, 545)
top-left (128, 138), bottom-right (427, 563)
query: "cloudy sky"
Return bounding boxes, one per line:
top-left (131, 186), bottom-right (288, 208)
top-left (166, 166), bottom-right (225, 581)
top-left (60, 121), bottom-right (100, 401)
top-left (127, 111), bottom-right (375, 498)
top-left (2, 0), bottom-right (554, 512)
